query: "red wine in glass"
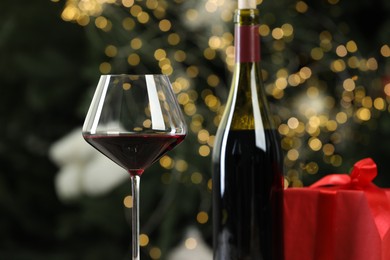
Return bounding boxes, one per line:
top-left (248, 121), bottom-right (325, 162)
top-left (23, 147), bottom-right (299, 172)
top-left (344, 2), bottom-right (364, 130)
top-left (83, 134), bottom-right (186, 176)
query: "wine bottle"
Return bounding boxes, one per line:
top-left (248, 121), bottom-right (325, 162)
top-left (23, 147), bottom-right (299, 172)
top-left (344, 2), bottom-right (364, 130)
top-left (212, 0), bottom-right (284, 259)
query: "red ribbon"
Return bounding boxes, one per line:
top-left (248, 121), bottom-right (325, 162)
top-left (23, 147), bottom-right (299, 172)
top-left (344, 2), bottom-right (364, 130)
top-left (310, 157), bottom-right (390, 239)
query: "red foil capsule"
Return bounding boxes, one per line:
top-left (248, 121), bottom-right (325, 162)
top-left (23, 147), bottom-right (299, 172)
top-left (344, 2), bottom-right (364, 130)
top-left (235, 25), bottom-right (260, 62)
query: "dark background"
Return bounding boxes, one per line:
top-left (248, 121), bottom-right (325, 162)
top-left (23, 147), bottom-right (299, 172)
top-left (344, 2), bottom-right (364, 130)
top-left (1, 0), bottom-right (390, 259)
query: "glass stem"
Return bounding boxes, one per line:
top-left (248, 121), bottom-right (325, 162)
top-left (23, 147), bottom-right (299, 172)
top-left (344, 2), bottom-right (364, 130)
top-left (131, 175), bottom-right (140, 260)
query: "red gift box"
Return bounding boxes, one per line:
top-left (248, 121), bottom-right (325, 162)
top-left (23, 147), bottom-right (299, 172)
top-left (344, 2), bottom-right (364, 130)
top-left (284, 158), bottom-right (390, 260)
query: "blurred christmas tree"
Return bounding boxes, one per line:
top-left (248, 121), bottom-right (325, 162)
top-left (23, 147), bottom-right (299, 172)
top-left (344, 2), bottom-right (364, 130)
top-left (1, 0), bottom-right (390, 259)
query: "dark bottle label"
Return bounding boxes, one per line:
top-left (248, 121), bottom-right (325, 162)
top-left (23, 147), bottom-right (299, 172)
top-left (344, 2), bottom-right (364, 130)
top-left (235, 25), bottom-right (260, 63)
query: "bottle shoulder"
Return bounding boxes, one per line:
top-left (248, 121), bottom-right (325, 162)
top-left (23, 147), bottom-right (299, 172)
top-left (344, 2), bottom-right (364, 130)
top-left (223, 62), bottom-right (273, 130)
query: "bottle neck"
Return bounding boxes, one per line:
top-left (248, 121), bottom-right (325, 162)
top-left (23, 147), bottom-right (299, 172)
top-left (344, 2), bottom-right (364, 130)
top-left (227, 8), bottom-right (266, 131)
top-left (234, 9), bottom-right (260, 63)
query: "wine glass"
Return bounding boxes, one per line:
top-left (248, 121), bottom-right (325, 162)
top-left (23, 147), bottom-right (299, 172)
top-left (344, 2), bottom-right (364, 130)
top-left (82, 74), bottom-right (187, 260)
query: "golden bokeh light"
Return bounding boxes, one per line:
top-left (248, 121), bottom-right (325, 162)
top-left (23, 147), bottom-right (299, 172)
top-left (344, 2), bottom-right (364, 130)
top-left (159, 19), bottom-right (171, 32)
top-left (185, 238), bottom-right (197, 250)
top-left (196, 211), bottom-right (209, 224)
top-left (140, 234), bottom-right (149, 247)
top-left (191, 172), bottom-right (203, 184)
top-left (149, 247), bottom-right (161, 259)
top-left (295, 1), bottom-right (308, 13)
top-left (123, 195), bottom-right (133, 208)
top-left (380, 45), bottom-right (390, 57)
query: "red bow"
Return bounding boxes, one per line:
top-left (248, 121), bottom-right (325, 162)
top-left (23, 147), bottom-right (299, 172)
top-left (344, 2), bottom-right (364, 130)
top-left (310, 157), bottom-right (390, 239)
